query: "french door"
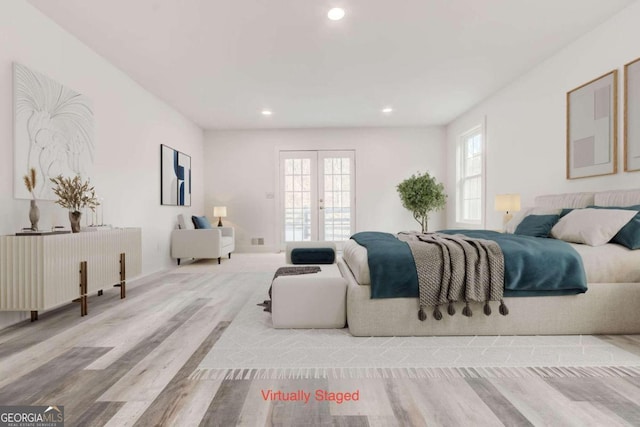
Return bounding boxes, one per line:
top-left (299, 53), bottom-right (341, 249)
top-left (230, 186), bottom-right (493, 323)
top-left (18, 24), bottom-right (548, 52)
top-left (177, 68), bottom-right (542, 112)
top-left (279, 150), bottom-right (355, 245)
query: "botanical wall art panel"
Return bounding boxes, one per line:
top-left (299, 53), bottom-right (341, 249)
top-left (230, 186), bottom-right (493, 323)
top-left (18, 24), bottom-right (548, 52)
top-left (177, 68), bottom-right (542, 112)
top-left (160, 144), bottom-right (191, 206)
top-left (625, 57), bottom-right (640, 172)
top-left (566, 70), bottom-right (617, 179)
top-left (13, 63), bottom-right (94, 200)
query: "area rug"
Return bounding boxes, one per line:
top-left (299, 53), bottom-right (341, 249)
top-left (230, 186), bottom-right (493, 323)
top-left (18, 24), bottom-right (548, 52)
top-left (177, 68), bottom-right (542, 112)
top-left (191, 274), bottom-right (640, 380)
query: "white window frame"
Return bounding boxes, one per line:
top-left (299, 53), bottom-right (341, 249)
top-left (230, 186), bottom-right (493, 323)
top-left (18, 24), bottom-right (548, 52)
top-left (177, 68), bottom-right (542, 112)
top-left (456, 123), bottom-right (486, 228)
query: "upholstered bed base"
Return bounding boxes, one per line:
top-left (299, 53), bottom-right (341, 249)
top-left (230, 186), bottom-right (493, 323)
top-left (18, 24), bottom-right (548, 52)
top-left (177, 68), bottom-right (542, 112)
top-left (339, 259), bottom-right (640, 336)
top-left (339, 188), bottom-right (640, 336)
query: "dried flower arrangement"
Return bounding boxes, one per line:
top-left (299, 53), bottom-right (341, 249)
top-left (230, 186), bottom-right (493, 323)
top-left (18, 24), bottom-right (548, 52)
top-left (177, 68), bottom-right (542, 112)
top-left (50, 175), bottom-right (100, 213)
top-left (23, 167), bottom-right (37, 199)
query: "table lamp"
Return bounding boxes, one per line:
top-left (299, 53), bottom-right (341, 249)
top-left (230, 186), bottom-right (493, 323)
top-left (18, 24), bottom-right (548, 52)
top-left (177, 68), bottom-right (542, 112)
top-left (213, 206), bottom-right (227, 227)
top-left (494, 194), bottom-right (521, 225)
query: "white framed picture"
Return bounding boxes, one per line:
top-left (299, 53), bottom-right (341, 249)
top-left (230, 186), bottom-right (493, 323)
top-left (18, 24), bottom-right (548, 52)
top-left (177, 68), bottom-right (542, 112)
top-left (566, 70), bottom-right (617, 179)
top-left (625, 57), bottom-right (640, 172)
top-left (160, 144), bottom-right (191, 206)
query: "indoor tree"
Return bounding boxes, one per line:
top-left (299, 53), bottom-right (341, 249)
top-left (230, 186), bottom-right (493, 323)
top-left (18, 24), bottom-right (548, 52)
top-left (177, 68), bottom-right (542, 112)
top-left (397, 171), bottom-right (446, 233)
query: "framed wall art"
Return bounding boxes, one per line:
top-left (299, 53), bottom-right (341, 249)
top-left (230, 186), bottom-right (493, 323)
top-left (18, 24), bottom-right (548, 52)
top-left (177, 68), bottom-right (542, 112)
top-left (566, 70), bottom-right (617, 179)
top-left (14, 63), bottom-right (94, 200)
top-left (161, 144), bottom-right (191, 206)
top-left (625, 57), bottom-right (640, 172)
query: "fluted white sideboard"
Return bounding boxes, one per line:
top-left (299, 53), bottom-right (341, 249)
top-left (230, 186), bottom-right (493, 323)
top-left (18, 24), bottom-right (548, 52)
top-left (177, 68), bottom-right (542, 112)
top-left (0, 228), bottom-right (141, 320)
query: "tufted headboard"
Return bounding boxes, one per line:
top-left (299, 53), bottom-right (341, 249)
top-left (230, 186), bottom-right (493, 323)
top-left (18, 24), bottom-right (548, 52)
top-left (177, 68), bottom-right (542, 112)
top-left (535, 189), bottom-right (640, 209)
top-left (593, 189), bottom-right (640, 207)
top-left (534, 192), bottom-right (594, 209)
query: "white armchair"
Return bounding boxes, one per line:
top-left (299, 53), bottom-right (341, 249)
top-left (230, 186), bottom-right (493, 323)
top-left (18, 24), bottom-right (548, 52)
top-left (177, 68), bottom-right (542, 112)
top-left (171, 214), bottom-right (235, 265)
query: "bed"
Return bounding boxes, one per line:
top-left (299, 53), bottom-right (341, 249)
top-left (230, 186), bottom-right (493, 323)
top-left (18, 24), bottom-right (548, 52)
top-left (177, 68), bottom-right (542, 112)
top-left (339, 189), bottom-right (640, 336)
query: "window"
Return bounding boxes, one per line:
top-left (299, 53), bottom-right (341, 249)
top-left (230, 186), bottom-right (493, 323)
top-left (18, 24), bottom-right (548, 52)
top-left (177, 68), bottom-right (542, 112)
top-left (457, 125), bottom-right (484, 225)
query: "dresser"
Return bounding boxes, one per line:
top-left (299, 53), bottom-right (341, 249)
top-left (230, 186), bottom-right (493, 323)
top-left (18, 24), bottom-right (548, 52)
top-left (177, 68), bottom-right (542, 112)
top-left (0, 228), bottom-right (142, 320)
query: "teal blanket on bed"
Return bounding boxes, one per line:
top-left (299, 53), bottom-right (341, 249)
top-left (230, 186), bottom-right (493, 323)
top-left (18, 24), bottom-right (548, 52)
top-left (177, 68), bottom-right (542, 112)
top-left (350, 230), bottom-right (587, 299)
top-left (350, 231), bottom-right (420, 298)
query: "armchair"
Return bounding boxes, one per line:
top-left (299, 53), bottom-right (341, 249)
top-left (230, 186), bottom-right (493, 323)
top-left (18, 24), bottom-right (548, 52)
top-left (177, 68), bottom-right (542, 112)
top-left (171, 214), bottom-right (235, 265)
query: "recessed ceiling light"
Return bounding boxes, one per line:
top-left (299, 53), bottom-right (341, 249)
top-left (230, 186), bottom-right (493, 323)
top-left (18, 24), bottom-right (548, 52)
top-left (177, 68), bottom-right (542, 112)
top-left (382, 107), bottom-right (393, 113)
top-left (261, 110), bottom-right (273, 116)
top-left (327, 8), bottom-right (345, 21)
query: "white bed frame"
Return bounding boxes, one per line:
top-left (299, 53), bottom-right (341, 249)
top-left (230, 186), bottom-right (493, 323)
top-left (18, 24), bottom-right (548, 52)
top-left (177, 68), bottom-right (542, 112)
top-left (341, 189), bottom-right (640, 336)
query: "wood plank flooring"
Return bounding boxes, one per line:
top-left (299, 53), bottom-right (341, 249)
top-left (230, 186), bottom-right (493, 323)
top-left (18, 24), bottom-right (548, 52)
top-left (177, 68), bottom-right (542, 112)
top-left (1, 254), bottom-right (640, 426)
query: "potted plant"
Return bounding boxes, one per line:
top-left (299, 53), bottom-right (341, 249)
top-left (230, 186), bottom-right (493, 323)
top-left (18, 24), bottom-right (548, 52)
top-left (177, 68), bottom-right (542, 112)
top-left (50, 175), bottom-right (99, 233)
top-left (23, 167), bottom-right (39, 230)
top-left (397, 171), bottom-right (447, 233)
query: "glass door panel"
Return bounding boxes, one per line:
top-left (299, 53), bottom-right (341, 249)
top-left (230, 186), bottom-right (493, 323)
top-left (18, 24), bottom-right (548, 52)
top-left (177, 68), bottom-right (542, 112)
top-left (319, 152), bottom-right (355, 242)
top-left (281, 153), bottom-right (317, 242)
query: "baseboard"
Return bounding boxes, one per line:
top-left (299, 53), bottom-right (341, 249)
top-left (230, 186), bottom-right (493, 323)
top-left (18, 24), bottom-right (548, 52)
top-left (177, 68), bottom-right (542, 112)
top-left (234, 245), bottom-right (280, 254)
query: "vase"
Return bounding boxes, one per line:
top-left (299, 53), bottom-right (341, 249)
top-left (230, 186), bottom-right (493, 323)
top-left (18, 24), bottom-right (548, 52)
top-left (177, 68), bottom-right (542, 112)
top-left (69, 211), bottom-right (82, 233)
top-left (29, 200), bottom-right (40, 231)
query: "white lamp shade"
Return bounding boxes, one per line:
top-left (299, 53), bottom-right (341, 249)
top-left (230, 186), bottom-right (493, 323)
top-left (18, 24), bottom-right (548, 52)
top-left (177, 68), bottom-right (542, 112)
top-left (213, 206), bottom-right (227, 217)
top-left (494, 194), bottom-right (521, 212)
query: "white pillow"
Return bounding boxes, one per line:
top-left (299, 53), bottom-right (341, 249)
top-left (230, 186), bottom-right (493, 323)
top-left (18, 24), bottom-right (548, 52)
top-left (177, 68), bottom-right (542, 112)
top-left (176, 214), bottom-right (194, 230)
top-left (505, 207), bottom-right (562, 233)
top-left (550, 208), bottom-right (636, 246)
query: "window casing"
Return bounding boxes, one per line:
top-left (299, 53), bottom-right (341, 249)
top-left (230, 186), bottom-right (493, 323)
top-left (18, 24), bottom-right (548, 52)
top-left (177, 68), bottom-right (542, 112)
top-left (457, 126), bottom-right (484, 226)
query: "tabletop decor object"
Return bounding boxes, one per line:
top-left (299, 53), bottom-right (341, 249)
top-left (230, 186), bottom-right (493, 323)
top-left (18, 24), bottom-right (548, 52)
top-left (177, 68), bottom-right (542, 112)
top-left (50, 175), bottom-right (99, 233)
top-left (23, 167), bottom-right (39, 230)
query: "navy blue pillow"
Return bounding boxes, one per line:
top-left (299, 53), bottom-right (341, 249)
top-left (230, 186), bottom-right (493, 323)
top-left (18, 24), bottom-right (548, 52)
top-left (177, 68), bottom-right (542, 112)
top-left (514, 214), bottom-right (560, 238)
top-left (192, 215), bottom-right (212, 229)
top-left (560, 208), bottom-right (574, 218)
top-left (587, 205), bottom-right (640, 249)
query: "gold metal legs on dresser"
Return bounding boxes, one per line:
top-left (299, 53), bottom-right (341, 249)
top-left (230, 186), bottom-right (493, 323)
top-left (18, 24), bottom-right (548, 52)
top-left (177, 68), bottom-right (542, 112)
top-left (76, 261), bottom-right (88, 316)
top-left (65, 253), bottom-right (127, 322)
top-left (30, 254), bottom-right (128, 321)
top-left (114, 252), bottom-right (126, 299)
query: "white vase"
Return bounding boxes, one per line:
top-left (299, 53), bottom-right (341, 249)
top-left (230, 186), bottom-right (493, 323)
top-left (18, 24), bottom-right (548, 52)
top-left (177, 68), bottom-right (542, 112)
top-left (29, 200), bottom-right (39, 231)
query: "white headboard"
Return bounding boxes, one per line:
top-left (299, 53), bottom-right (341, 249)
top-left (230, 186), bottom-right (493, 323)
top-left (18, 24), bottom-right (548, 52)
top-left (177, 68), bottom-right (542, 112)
top-left (594, 189), bottom-right (640, 207)
top-left (535, 189), bottom-right (640, 208)
top-left (534, 192), bottom-right (594, 208)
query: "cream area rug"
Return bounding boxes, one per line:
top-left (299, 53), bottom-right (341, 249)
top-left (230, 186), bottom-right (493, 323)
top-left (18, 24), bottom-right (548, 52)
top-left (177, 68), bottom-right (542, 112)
top-left (191, 272), bottom-right (640, 380)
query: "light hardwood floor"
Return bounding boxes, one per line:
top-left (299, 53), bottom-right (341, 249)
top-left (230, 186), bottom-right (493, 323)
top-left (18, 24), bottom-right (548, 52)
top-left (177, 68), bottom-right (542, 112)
top-left (1, 254), bottom-right (640, 426)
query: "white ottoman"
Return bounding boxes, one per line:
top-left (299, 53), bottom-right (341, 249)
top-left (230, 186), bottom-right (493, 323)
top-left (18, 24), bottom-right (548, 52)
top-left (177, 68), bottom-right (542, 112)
top-left (271, 264), bottom-right (347, 329)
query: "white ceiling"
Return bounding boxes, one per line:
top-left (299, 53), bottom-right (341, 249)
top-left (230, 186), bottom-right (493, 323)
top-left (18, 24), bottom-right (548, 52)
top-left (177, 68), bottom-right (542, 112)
top-left (27, 0), bottom-right (635, 130)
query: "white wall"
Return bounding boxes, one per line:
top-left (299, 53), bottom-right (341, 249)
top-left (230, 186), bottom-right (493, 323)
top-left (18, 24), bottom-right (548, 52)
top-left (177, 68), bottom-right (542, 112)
top-left (204, 127), bottom-right (446, 252)
top-left (0, 1), bottom-right (203, 328)
top-left (446, 0), bottom-right (640, 230)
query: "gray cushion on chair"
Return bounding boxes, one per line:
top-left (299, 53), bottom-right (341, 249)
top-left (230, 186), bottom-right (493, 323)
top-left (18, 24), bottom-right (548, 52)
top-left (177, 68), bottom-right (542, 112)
top-left (177, 214), bottom-right (194, 230)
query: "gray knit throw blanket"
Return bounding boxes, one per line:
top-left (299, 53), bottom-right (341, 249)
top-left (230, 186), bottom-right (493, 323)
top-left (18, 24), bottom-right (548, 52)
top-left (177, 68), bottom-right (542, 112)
top-left (398, 232), bottom-right (508, 321)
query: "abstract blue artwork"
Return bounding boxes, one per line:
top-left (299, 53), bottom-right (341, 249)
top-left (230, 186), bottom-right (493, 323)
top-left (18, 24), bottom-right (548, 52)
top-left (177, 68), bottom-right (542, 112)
top-left (161, 144), bottom-right (191, 206)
